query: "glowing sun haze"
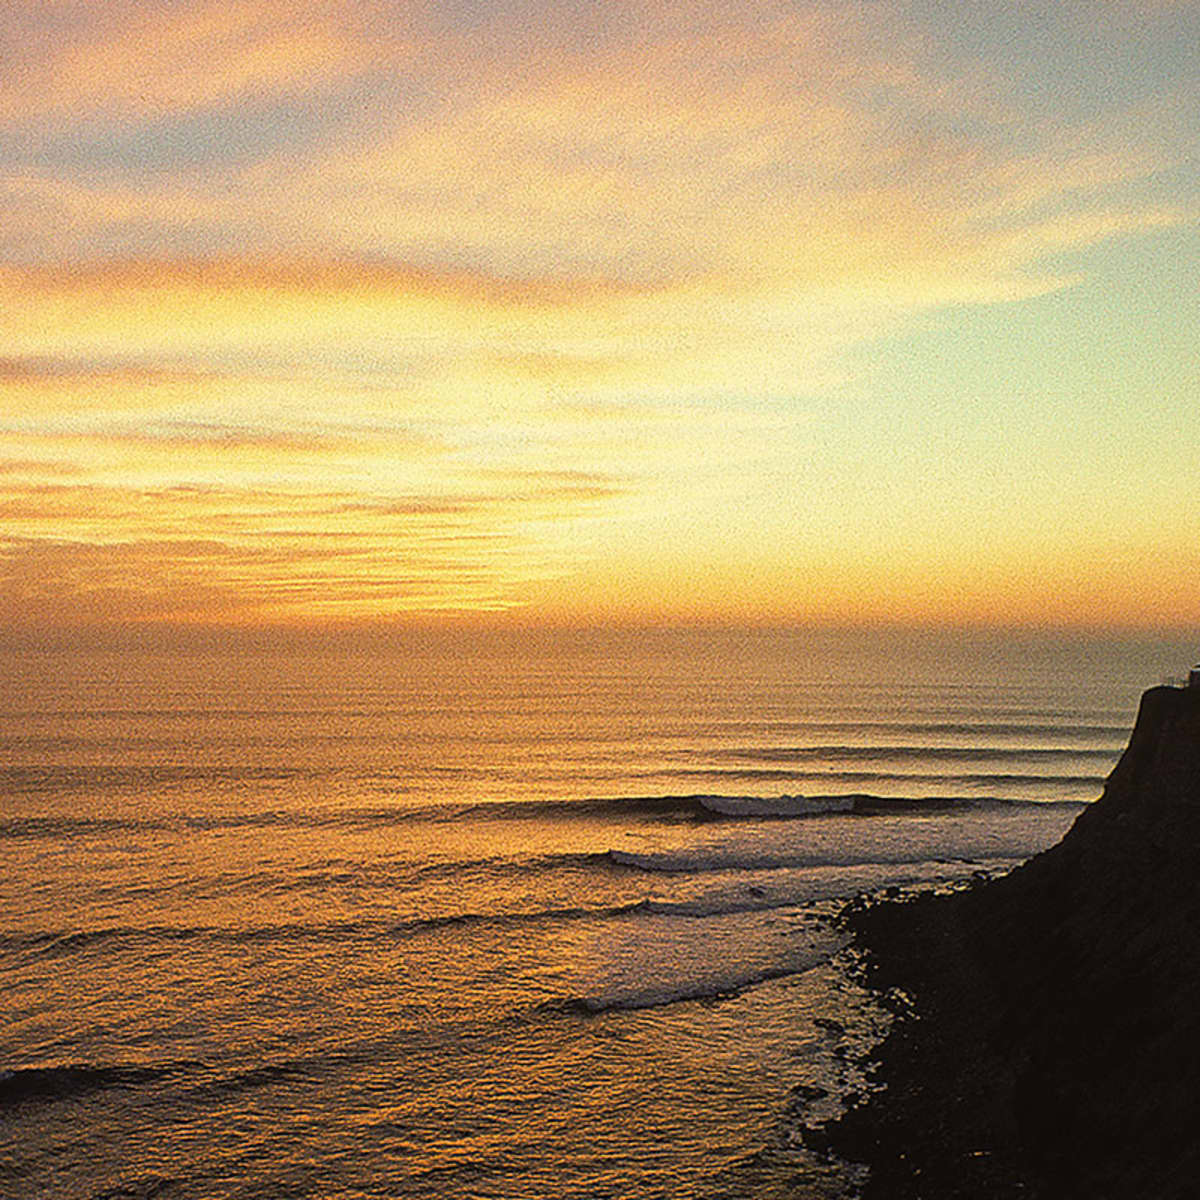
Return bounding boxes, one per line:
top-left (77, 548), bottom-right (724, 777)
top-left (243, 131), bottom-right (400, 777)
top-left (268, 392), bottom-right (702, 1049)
top-left (2, 0), bottom-right (1197, 632)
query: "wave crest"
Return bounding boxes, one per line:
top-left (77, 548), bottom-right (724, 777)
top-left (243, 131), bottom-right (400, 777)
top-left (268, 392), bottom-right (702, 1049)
top-left (698, 794), bottom-right (854, 818)
top-left (0, 1062), bottom-right (180, 1105)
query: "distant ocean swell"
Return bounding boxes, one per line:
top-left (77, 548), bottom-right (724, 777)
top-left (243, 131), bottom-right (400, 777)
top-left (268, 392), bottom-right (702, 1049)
top-left (0, 1057), bottom-right (324, 1109)
top-left (0, 765), bottom-right (313, 795)
top-left (663, 719), bottom-right (1129, 738)
top-left (705, 745), bottom-right (1121, 762)
top-left (0, 791), bottom-right (1091, 840)
top-left (631, 769), bottom-right (1108, 787)
top-left (0, 904), bottom-right (655, 956)
top-left (0, 709), bottom-right (1131, 730)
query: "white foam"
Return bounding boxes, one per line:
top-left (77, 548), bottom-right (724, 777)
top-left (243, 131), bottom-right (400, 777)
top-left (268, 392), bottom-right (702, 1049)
top-left (609, 846), bottom-right (925, 873)
top-left (698, 793), bottom-right (855, 818)
top-left (567, 954), bottom-right (829, 1014)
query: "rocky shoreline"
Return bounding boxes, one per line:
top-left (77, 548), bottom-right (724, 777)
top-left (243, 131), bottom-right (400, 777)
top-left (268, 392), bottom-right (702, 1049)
top-left (826, 685), bottom-right (1200, 1199)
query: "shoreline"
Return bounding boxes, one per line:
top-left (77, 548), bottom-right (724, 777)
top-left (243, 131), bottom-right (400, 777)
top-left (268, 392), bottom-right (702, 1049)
top-left (825, 686), bottom-right (1200, 1199)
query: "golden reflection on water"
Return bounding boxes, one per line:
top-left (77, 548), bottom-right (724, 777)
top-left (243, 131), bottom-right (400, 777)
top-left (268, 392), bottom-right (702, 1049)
top-left (1, 628), bottom-right (1178, 1197)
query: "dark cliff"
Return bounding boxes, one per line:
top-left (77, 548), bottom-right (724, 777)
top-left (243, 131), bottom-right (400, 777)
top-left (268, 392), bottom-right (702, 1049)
top-left (830, 686), bottom-right (1200, 1199)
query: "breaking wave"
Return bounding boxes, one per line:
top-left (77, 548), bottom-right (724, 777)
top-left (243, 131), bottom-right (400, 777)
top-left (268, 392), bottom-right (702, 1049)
top-left (550, 962), bottom-right (827, 1015)
top-left (697, 794), bottom-right (855, 818)
top-left (607, 847), bottom-right (1027, 875)
top-left (0, 792), bottom-right (1088, 840)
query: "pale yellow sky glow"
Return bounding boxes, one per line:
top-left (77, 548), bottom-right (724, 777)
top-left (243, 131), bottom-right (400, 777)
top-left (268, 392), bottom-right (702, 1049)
top-left (1, 0), bottom-right (1197, 632)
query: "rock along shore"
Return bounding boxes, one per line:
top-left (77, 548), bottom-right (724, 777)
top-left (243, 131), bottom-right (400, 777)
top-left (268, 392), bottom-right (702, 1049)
top-left (827, 685), bottom-right (1200, 1199)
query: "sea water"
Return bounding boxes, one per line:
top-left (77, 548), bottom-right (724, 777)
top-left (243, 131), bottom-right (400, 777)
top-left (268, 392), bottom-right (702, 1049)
top-left (0, 627), bottom-right (1189, 1198)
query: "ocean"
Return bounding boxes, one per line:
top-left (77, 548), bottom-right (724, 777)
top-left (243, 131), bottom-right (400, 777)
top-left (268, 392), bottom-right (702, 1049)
top-left (0, 627), bottom-right (1190, 1199)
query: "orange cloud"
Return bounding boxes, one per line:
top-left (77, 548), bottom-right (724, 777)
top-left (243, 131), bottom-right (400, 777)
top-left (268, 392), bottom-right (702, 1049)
top-left (2, 2), bottom-right (1194, 632)
top-left (0, 459), bottom-right (629, 627)
top-left (0, 0), bottom-right (410, 127)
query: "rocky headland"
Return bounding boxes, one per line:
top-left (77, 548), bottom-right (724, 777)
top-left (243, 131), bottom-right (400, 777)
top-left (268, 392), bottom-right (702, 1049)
top-left (829, 685), bottom-right (1200, 1199)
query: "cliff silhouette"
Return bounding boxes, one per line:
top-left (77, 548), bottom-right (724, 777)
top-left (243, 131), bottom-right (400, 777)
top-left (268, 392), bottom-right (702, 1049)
top-left (830, 685), bottom-right (1200, 1199)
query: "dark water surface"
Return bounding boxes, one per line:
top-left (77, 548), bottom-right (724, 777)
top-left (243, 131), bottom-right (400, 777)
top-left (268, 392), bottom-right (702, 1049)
top-left (1, 628), bottom-right (1189, 1198)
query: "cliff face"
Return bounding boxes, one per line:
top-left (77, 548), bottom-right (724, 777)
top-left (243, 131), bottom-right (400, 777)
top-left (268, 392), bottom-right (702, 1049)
top-left (831, 686), bottom-right (1200, 1200)
top-left (1078, 683), bottom-right (1200, 818)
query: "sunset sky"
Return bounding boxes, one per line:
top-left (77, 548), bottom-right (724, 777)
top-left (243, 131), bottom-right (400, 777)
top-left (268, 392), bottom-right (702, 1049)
top-left (2, 0), bottom-right (1197, 633)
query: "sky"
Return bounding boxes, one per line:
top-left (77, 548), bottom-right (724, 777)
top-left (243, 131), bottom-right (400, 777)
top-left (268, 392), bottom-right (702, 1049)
top-left (1, 0), bottom-right (1197, 634)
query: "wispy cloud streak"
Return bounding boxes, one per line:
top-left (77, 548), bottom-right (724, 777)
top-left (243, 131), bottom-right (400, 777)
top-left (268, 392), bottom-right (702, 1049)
top-left (0, 0), bottom-right (1196, 628)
